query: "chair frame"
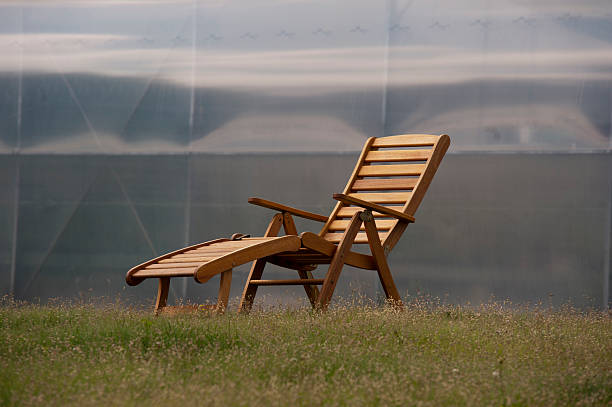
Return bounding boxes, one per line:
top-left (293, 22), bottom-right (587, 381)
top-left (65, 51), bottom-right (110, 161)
top-left (125, 134), bottom-right (450, 313)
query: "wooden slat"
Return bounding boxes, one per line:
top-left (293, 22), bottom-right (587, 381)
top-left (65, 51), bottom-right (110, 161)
top-left (319, 137), bottom-right (376, 237)
top-left (186, 246), bottom-right (236, 252)
top-left (249, 279), bottom-right (325, 286)
top-left (187, 248), bottom-right (246, 254)
top-left (189, 243), bottom-right (258, 249)
top-left (125, 238), bottom-right (230, 285)
top-left (195, 241), bottom-right (262, 246)
top-left (187, 238), bottom-right (284, 254)
top-left (196, 238), bottom-right (265, 245)
top-left (168, 254), bottom-right (226, 260)
top-left (234, 237), bottom-right (270, 240)
top-left (365, 149), bottom-right (431, 162)
top-left (191, 241), bottom-right (266, 248)
top-left (323, 231), bottom-right (388, 244)
top-left (327, 219), bottom-right (396, 231)
top-left (384, 134), bottom-right (450, 252)
top-left (352, 178), bottom-right (417, 191)
top-left (159, 257), bottom-right (216, 263)
top-left (337, 206), bottom-right (398, 218)
top-left (334, 194), bottom-right (415, 222)
top-left (189, 242), bottom-right (265, 250)
top-left (371, 134), bottom-right (438, 147)
top-left (145, 262), bottom-right (202, 269)
top-left (358, 164), bottom-right (425, 177)
top-left (185, 251), bottom-right (237, 257)
top-left (132, 268), bottom-right (196, 278)
top-left (348, 192), bottom-right (412, 204)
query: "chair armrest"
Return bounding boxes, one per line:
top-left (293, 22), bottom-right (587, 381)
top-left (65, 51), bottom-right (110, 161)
top-left (332, 194), bottom-right (415, 223)
top-left (248, 197), bottom-right (329, 222)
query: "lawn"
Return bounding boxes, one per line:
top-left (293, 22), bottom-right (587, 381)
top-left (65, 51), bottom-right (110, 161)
top-left (1, 297), bottom-right (610, 406)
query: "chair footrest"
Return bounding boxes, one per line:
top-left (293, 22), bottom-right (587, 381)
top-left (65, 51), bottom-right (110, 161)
top-left (249, 279), bottom-right (325, 286)
top-left (126, 236), bottom-right (301, 285)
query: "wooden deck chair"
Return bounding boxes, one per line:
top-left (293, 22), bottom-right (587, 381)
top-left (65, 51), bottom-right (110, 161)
top-left (126, 134), bottom-right (450, 313)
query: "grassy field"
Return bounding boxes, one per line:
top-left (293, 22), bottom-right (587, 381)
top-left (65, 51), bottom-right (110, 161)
top-left (0, 297), bottom-right (610, 406)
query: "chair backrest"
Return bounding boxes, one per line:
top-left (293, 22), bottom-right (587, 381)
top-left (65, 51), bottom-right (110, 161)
top-left (319, 134), bottom-right (450, 251)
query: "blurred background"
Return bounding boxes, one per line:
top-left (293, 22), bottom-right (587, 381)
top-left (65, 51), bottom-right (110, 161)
top-left (0, 0), bottom-right (610, 309)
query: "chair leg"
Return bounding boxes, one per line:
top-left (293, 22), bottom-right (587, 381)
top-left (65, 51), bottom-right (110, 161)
top-left (317, 212), bottom-right (363, 311)
top-left (154, 277), bottom-right (170, 315)
top-left (298, 269), bottom-right (319, 307)
top-left (239, 213), bottom-right (284, 313)
top-left (283, 212), bottom-right (319, 307)
top-left (362, 211), bottom-right (403, 308)
top-left (239, 259), bottom-right (267, 313)
top-left (216, 269), bottom-right (232, 313)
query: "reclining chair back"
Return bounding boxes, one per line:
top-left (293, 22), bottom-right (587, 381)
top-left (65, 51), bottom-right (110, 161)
top-left (320, 134), bottom-right (450, 252)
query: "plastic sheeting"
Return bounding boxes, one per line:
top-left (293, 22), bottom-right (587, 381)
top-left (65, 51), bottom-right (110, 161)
top-left (0, 0), bottom-right (611, 308)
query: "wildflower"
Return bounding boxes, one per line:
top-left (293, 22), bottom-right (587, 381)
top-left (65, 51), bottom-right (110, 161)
top-left (492, 370), bottom-right (500, 377)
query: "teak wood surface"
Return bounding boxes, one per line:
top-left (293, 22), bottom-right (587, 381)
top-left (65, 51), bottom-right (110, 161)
top-left (125, 134), bottom-right (450, 313)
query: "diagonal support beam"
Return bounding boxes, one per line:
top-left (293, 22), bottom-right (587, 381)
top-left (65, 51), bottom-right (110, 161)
top-left (317, 212), bottom-right (363, 311)
top-left (238, 213), bottom-right (283, 313)
top-left (362, 210), bottom-right (403, 309)
top-left (112, 168), bottom-right (178, 303)
top-left (21, 169), bottom-right (99, 296)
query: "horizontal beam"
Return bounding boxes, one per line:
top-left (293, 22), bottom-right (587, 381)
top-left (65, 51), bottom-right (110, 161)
top-left (249, 279), bottom-right (325, 286)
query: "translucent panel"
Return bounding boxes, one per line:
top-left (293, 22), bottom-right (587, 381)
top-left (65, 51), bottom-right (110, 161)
top-left (0, 0), bottom-right (610, 308)
top-left (0, 0), bottom-right (388, 153)
top-left (389, 154), bottom-right (611, 307)
top-left (9, 1), bottom-right (193, 153)
top-left (385, 0), bottom-right (612, 151)
top-left (0, 7), bottom-right (21, 152)
top-left (0, 158), bottom-right (17, 295)
top-left (190, 0), bottom-right (386, 152)
top-left (14, 156), bottom-right (188, 301)
top-left (2, 152), bottom-right (610, 307)
top-left (14, 157), bottom-right (101, 298)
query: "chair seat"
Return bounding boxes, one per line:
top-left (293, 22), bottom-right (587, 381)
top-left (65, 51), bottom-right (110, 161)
top-left (126, 236), bottom-right (301, 285)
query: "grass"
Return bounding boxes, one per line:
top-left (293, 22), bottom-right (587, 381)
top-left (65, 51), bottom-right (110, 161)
top-left (0, 296), bottom-right (610, 406)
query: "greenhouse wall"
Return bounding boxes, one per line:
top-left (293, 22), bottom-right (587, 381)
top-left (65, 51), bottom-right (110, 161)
top-left (0, 0), bottom-right (610, 308)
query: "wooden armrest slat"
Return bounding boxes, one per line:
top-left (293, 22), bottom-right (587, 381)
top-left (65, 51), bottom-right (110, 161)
top-left (248, 197), bottom-right (328, 222)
